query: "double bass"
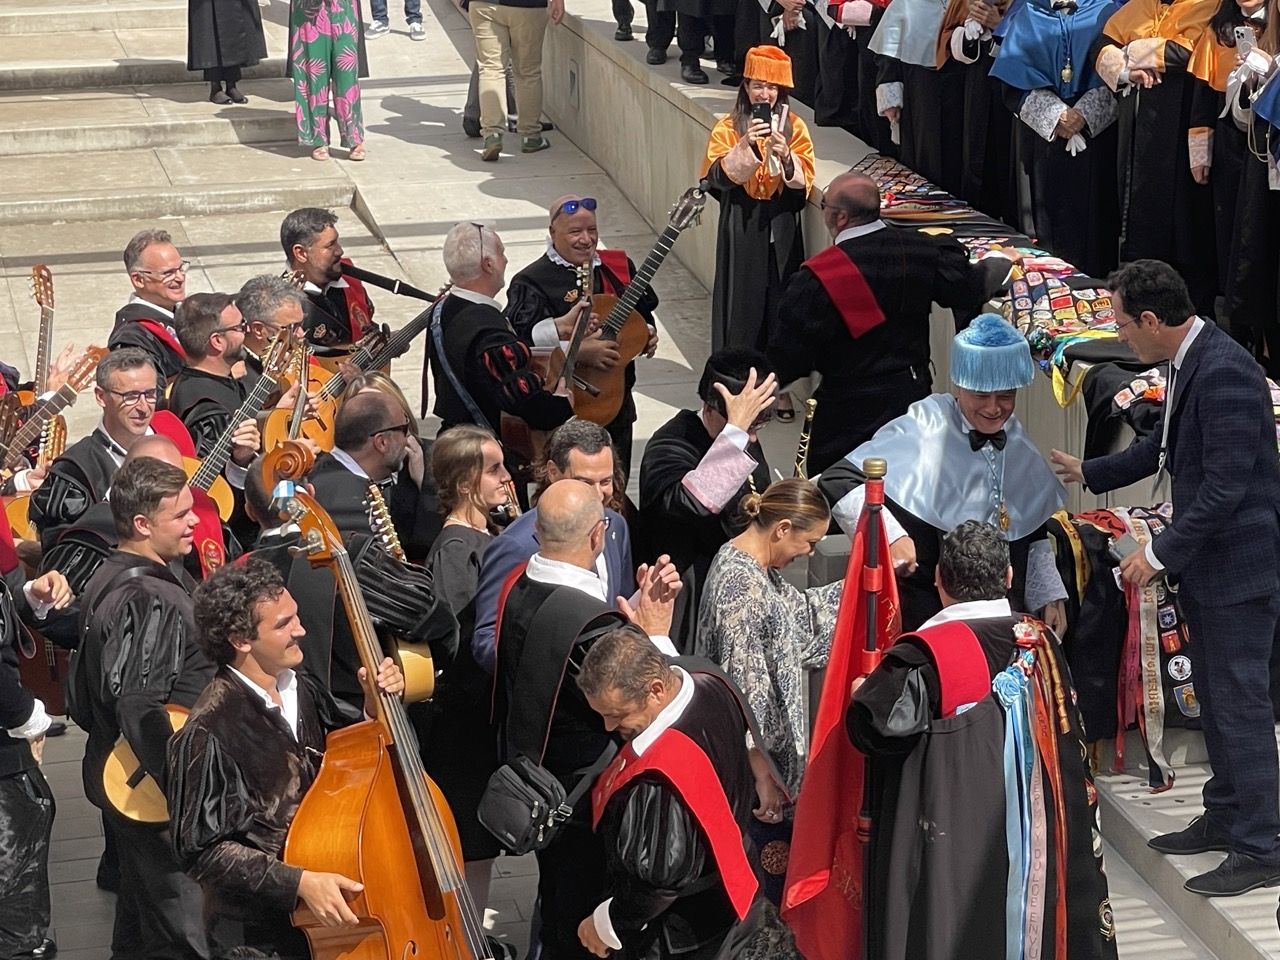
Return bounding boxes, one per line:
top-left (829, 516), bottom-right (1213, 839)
top-left (269, 443), bottom-right (493, 960)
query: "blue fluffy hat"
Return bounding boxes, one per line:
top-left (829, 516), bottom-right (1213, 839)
top-left (950, 313), bottom-right (1035, 392)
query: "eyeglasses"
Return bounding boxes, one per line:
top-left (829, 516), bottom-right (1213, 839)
top-left (592, 515), bottom-right (612, 533)
top-left (553, 198), bottom-right (598, 221)
top-left (104, 387), bottom-right (162, 408)
top-left (1114, 316), bottom-right (1139, 332)
top-left (370, 421), bottom-right (412, 439)
top-left (211, 321), bottom-right (247, 336)
top-left (134, 260), bottom-right (191, 282)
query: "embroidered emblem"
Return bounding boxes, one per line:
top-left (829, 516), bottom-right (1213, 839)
top-left (1168, 655), bottom-right (1192, 682)
top-left (1172, 684), bottom-right (1200, 718)
top-left (1099, 899), bottom-right (1115, 941)
top-left (563, 289), bottom-right (580, 303)
top-left (1157, 606), bottom-right (1177, 630)
top-left (200, 538), bottom-right (225, 573)
top-left (312, 323), bottom-right (328, 342)
top-left (1160, 630), bottom-right (1182, 654)
top-left (760, 840), bottom-right (790, 875)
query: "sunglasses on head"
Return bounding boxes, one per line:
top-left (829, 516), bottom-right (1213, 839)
top-left (554, 198), bottom-right (598, 220)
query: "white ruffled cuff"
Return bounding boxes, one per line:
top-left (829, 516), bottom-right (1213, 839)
top-left (876, 82), bottom-right (903, 115)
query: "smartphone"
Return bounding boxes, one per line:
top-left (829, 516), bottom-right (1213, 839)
top-left (1235, 24), bottom-right (1255, 57)
top-left (750, 102), bottom-right (773, 130)
top-left (1108, 532), bottom-right (1141, 562)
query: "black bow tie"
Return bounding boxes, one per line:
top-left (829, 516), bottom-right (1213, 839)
top-left (969, 429), bottom-right (1007, 451)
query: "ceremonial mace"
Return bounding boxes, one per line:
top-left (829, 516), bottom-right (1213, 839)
top-left (793, 398), bottom-right (818, 479)
top-left (858, 456), bottom-right (887, 960)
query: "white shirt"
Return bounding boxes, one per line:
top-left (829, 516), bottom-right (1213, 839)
top-left (329, 446), bottom-right (370, 480)
top-left (229, 666), bottom-right (301, 739)
top-left (1145, 316), bottom-right (1206, 571)
top-left (126, 293), bottom-right (176, 320)
top-left (591, 666), bottom-right (696, 949)
top-left (302, 277), bottom-right (349, 296)
top-left (448, 286), bottom-right (504, 311)
top-left (833, 220), bottom-right (889, 245)
top-left (919, 597), bottom-right (1012, 629)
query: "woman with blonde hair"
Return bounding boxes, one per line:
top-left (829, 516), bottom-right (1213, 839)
top-left (697, 478), bottom-right (842, 901)
top-left (418, 425), bottom-right (513, 914)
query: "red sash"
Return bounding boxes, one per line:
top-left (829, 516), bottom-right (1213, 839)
top-left (596, 249), bottom-right (633, 295)
top-left (803, 245), bottom-right (886, 339)
top-left (134, 319), bottom-right (188, 364)
top-left (0, 505), bottom-right (19, 576)
top-left (904, 620), bottom-right (991, 718)
top-left (150, 411), bottom-right (226, 577)
top-left (338, 258), bottom-right (374, 339)
top-left (591, 727), bottom-right (758, 920)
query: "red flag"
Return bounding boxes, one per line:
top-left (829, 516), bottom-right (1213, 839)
top-left (782, 499), bottom-right (900, 960)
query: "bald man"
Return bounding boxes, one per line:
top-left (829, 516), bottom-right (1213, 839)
top-left (493, 478), bottom-right (679, 960)
top-left (503, 195), bottom-right (661, 478)
top-left (769, 172), bottom-right (1016, 474)
top-left (302, 391), bottom-right (433, 554)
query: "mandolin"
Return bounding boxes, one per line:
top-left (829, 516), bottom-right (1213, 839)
top-left (366, 483), bottom-right (435, 703)
top-left (555, 185), bottom-right (706, 426)
top-left (102, 704), bottom-right (190, 823)
top-left (268, 442), bottom-right (494, 960)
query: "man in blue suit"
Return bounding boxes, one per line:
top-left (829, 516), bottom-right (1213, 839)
top-left (472, 418), bottom-right (634, 675)
top-left (1052, 259), bottom-right (1280, 897)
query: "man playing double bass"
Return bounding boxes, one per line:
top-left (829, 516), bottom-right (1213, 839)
top-left (168, 558), bottom-right (404, 960)
top-left (505, 195), bottom-right (661, 478)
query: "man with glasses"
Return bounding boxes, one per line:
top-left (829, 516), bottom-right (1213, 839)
top-left (308, 390), bottom-right (432, 545)
top-left (427, 220), bottom-right (573, 446)
top-left (109, 229), bottom-right (191, 382)
top-left (31, 349), bottom-right (164, 550)
top-left (280, 207), bottom-right (375, 353)
top-left (506, 194), bottom-right (661, 478)
top-left (236, 274), bottom-right (308, 390)
top-left (636, 348), bottom-right (777, 651)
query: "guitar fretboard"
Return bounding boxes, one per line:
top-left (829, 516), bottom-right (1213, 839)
top-left (191, 371), bottom-right (283, 490)
top-left (2, 383), bottom-right (78, 470)
top-left (603, 225), bottom-right (683, 337)
top-left (316, 302), bottom-right (437, 402)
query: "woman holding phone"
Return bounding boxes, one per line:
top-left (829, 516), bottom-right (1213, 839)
top-left (700, 45), bottom-right (816, 421)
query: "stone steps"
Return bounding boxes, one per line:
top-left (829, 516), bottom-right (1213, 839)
top-left (1096, 733), bottom-right (1280, 960)
top-left (0, 2), bottom-right (188, 34)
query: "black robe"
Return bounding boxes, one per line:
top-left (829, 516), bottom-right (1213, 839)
top-left (704, 146), bottom-right (808, 355)
top-left (168, 668), bottom-right (362, 960)
top-left (505, 252), bottom-right (657, 477)
top-left (109, 302), bottom-right (186, 383)
top-left (1091, 32), bottom-right (1217, 311)
top-left (636, 410), bottom-right (771, 652)
top-left (250, 529), bottom-right (458, 707)
top-left (954, 41), bottom-right (1020, 226)
top-left (881, 56), bottom-right (968, 198)
top-left (770, 230), bottom-right (1011, 474)
top-left (168, 365), bottom-right (250, 458)
top-left (306, 449), bottom-right (440, 561)
top-left (815, 9), bottom-right (896, 154)
top-left (187, 0), bottom-right (267, 73)
top-left (847, 615), bottom-right (1117, 960)
top-left (30, 429), bottom-right (120, 551)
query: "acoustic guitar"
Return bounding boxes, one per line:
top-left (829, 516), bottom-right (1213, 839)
top-left (0, 345), bottom-right (107, 478)
top-left (366, 482), bottom-right (435, 703)
top-left (103, 703), bottom-right (189, 823)
top-left (554, 185), bottom-right (706, 426)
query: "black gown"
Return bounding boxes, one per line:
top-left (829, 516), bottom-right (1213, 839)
top-left (417, 525), bottom-right (502, 861)
top-left (505, 253), bottom-right (657, 478)
top-left (29, 430), bottom-right (120, 551)
top-left (814, 8), bottom-right (894, 153)
top-left (635, 410), bottom-right (771, 651)
top-left (847, 615), bottom-right (1117, 960)
top-left (187, 0), bottom-right (266, 79)
top-left (109, 302), bottom-right (186, 383)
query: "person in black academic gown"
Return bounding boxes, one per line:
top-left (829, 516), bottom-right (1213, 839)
top-left (847, 521), bottom-right (1117, 960)
top-left (991, 0), bottom-right (1121, 278)
top-left (1091, 0), bottom-right (1218, 311)
top-left (187, 0), bottom-right (266, 104)
top-left (168, 559), bottom-right (403, 960)
top-left (505, 197), bottom-right (659, 479)
top-left (813, 1), bottom-right (895, 153)
top-left (636, 349), bottom-right (775, 652)
top-left (109, 230), bottom-right (190, 383)
top-left (770, 172), bottom-right (1013, 475)
top-left (575, 628), bottom-right (799, 960)
top-left (75, 458), bottom-right (215, 960)
top-left (280, 208), bottom-right (376, 353)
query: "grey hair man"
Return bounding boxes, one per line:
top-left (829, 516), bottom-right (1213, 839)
top-left (109, 228), bottom-right (189, 381)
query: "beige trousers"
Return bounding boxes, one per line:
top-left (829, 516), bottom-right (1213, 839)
top-left (469, 1), bottom-right (548, 138)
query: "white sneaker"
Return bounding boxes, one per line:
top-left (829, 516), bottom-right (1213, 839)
top-left (409, 22), bottom-right (426, 39)
top-left (367, 20), bottom-right (390, 36)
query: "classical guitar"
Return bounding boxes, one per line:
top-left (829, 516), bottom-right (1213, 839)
top-left (103, 704), bottom-right (190, 823)
top-left (184, 330), bottom-right (291, 518)
top-left (558, 185), bottom-right (706, 426)
top-left (0, 346), bottom-right (107, 473)
top-left (366, 482), bottom-right (435, 703)
top-left (6, 416), bottom-right (65, 542)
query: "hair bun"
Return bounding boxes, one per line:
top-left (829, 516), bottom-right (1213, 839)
top-left (740, 491), bottom-right (763, 518)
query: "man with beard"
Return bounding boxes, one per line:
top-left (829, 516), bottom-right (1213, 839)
top-left (76, 457), bottom-right (215, 959)
top-left (109, 229), bottom-right (189, 382)
top-left (280, 207), bottom-right (375, 352)
top-left (307, 390), bottom-right (434, 547)
top-left (236, 275), bottom-right (308, 390)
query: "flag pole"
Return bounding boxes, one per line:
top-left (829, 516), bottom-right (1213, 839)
top-left (857, 456), bottom-right (887, 960)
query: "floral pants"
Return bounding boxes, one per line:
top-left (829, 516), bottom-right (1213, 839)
top-left (290, 0), bottom-right (365, 147)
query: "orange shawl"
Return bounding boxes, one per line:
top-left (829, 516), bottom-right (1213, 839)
top-left (1102, 0), bottom-right (1216, 52)
top-left (700, 114), bottom-right (816, 201)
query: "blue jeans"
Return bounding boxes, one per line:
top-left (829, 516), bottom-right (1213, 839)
top-left (370, 0), bottom-right (421, 24)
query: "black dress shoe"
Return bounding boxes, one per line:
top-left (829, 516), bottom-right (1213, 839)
top-left (225, 85), bottom-right (248, 104)
top-left (1148, 815), bottom-right (1231, 855)
top-left (614, 22), bottom-right (633, 40)
top-left (1185, 852), bottom-right (1280, 896)
top-left (209, 89), bottom-right (232, 105)
top-left (12, 938), bottom-right (56, 959)
top-left (646, 47), bottom-right (667, 65)
top-left (681, 64), bottom-right (709, 84)
top-left (45, 720), bottom-right (66, 737)
top-left (720, 72), bottom-right (743, 87)
top-left (715, 59), bottom-right (735, 74)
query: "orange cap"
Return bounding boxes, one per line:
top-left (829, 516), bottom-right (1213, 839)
top-left (742, 44), bottom-right (793, 88)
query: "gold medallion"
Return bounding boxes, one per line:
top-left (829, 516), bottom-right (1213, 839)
top-left (999, 502), bottom-right (1011, 532)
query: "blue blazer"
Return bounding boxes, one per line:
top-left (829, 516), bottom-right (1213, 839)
top-left (1083, 321), bottom-right (1280, 605)
top-left (470, 506), bottom-right (633, 674)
